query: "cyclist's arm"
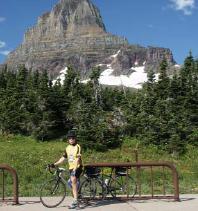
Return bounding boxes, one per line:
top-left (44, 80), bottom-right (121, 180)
top-left (74, 146), bottom-right (82, 170)
top-left (54, 152), bottom-right (67, 166)
top-left (72, 156), bottom-right (82, 171)
top-left (77, 154), bottom-right (82, 165)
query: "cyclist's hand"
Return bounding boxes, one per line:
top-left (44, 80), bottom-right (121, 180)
top-left (48, 163), bottom-right (56, 168)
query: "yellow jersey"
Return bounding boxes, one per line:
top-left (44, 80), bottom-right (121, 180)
top-left (65, 144), bottom-right (81, 170)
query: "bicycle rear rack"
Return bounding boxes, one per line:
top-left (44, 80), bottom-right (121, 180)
top-left (84, 161), bottom-right (179, 201)
top-left (0, 164), bottom-right (19, 205)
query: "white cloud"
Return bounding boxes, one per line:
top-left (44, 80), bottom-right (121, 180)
top-left (0, 17), bottom-right (6, 22)
top-left (169, 0), bottom-right (195, 15)
top-left (0, 50), bottom-right (10, 56)
top-left (0, 40), bottom-right (10, 56)
top-left (0, 41), bottom-right (6, 48)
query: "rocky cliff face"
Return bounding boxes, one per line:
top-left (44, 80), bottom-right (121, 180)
top-left (24, 0), bottom-right (106, 41)
top-left (5, 0), bottom-right (175, 80)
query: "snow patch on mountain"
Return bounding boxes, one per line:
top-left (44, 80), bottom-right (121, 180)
top-left (100, 68), bottom-right (114, 76)
top-left (174, 64), bottom-right (181, 68)
top-left (53, 65), bottom-right (156, 89)
top-left (110, 50), bottom-right (121, 58)
top-left (134, 60), bottom-right (139, 66)
top-left (98, 65), bottom-right (148, 89)
top-left (52, 67), bottom-right (68, 85)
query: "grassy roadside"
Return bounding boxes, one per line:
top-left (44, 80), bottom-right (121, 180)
top-left (0, 135), bottom-right (198, 196)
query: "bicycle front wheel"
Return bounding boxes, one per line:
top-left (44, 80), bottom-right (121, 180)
top-left (40, 178), bottom-right (66, 208)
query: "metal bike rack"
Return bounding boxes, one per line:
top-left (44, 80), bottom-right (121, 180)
top-left (84, 161), bottom-right (179, 201)
top-left (0, 164), bottom-right (19, 205)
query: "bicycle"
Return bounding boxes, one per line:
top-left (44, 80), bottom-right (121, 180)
top-left (78, 166), bottom-right (137, 200)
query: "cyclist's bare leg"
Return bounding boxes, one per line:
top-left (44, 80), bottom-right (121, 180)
top-left (71, 175), bottom-right (78, 200)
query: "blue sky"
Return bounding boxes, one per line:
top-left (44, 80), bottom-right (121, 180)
top-left (0, 0), bottom-right (197, 64)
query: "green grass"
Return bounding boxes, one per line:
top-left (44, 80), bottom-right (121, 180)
top-left (0, 135), bottom-right (198, 196)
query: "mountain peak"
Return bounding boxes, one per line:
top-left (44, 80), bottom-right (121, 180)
top-left (5, 0), bottom-right (175, 82)
top-left (31, 0), bottom-right (106, 41)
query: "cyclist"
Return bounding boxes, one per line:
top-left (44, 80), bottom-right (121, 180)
top-left (51, 130), bottom-right (83, 209)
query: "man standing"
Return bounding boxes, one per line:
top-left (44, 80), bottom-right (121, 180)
top-left (52, 130), bottom-right (83, 209)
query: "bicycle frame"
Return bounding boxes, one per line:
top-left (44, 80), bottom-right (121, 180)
top-left (48, 166), bottom-right (81, 191)
top-left (49, 166), bottom-right (68, 182)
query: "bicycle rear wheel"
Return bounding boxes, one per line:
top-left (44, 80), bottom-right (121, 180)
top-left (78, 178), bottom-right (106, 201)
top-left (78, 178), bottom-right (96, 201)
top-left (109, 175), bottom-right (137, 198)
top-left (93, 178), bottom-right (107, 199)
top-left (40, 178), bottom-right (66, 208)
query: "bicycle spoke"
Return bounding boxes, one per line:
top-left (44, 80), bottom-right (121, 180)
top-left (127, 176), bottom-right (137, 197)
top-left (94, 179), bottom-right (107, 199)
top-left (79, 179), bottom-right (96, 200)
top-left (109, 175), bottom-right (137, 198)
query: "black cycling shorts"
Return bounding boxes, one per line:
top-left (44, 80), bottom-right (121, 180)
top-left (69, 166), bottom-right (83, 178)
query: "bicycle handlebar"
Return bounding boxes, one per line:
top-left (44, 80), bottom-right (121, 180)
top-left (47, 164), bottom-right (58, 174)
top-left (46, 164), bottom-right (66, 175)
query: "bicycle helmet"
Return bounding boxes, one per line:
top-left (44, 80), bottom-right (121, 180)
top-left (67, 130), bottom-right (76, 139)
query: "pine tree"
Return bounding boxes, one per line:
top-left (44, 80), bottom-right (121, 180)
top-left (32, 70), bottom-right (55, 140)
top-left (89, 67), bottom-right (102, 106)
top-left (63, 66), bottom-right (80, 101)
top-left (156, 59), bottom-right (170, 99)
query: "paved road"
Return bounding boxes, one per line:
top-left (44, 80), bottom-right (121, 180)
top-left (0, 195), bottom-right (197, 211)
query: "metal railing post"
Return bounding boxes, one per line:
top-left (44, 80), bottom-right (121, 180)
top-left (0, 164), bottom-right (19, 205)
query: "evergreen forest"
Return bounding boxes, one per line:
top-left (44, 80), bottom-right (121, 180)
top-left (0, 54), bottom-right (197, 154)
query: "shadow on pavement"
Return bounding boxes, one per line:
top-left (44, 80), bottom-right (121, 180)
top-left (78, 199), bottom-right (127, 209)
top-left (126, 197), bottom-right (196, 204)
top-left (16, 199), bottom-right (41, 206)
top-left (179, 197), bottom-right (196, 202)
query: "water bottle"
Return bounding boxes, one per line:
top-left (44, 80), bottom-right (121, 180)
top-left (68, 179), bottom-right (72, 188)
top-left (67, 179), bottom-right (80, 189)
